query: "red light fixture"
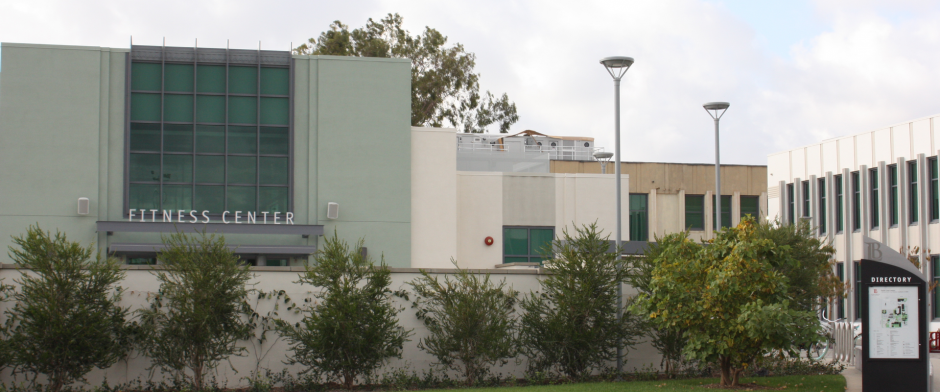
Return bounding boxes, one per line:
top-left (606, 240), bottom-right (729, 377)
top-left (484, 236), bottom-right (494, 246)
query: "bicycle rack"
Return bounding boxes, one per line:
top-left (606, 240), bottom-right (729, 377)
top-left (929, 331), bottom-right (940, 353)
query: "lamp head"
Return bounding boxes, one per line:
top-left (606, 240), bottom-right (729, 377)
top-left (703, 102), bottom-right (730, 120)
top-left (600, 56), bottom-right (634, 80)
top-left (593, 151), bottom-right (614, 162)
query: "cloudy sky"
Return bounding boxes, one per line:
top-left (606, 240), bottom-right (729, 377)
top-left (2, 0), bottom-right (939, 165)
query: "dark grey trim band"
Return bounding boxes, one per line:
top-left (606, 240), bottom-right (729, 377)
top-left (131, 45), bottom-right (290, 66)
top-left (97, 221), bottom-right (323, 236)
top-left (109, 243), bottom-right (316, 255)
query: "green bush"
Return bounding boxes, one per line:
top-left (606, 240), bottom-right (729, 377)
top-left (276, 232), bottom-right (410, 389)
top-left (6, 225), bottom-right (132, 392)
top-left (520, 222), bottom-right (644, 379)
top-left (137, 231), bottom-right (254, 390)
top-left (409, 263), bottom-right (519, 385)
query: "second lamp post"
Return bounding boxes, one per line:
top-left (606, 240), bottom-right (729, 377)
top-left (703, 102), bottom-right (730, 231)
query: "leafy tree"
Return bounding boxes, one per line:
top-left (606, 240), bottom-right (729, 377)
top-left (753, 219), bottom-right (841, 312)
top-left (624, 241), bottom-right (687, 375)
top-left (137, 231), bottom-right (254, 390)
top-left (276, 232), bottom-right (410, 389)
top-left (519, 222), bottom-right (643, 379)
top-left (408, 263), bottom-right (518, 385)
top-left (295, 13), bottom-right (519, 133)
top-left (6, 225), bottom-right (131, 392)
top-left (635, 218), bottom-right (820, 387)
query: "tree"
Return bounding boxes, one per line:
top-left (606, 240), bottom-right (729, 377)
top-left (408, 263), bottom-right (518, 385)
top-left (635, 218), bottom-right (820, 387)
top-left (519, 222), bottom-right (643, 379)
top-left (6, 225), bottom-right (132, 392)
top-left (137, 231), bottom-right (254, 390)
top-left (295, 13), bottom-right (519, 133)
top-left (276, 232), bottom-right (410, 389)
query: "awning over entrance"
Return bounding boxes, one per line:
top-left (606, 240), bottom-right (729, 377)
top-left (96, 221), bottom-right (324, 237)
top-left (108, 243), bottom-right (317, 256)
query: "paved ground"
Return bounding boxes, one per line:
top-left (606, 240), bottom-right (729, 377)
top-left (841, 353), bottom-right (940, 391)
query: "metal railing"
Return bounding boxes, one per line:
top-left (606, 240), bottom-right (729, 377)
top-left (832, 320), bottom-right (861, 364)
top-left (456, 142), bottom-right (604, 161)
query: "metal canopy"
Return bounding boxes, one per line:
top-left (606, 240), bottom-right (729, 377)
top-left (96, 221), bottom-right (324, 236)
top-left (109, 243), bottom-right (317, 256)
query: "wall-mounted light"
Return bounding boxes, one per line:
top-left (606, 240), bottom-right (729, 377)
top-left (327, 202), bottom-right (339, 220)
top-left (77, 198), bottom-right (90, 215)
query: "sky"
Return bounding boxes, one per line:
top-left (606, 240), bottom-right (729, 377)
top-left (1, 0), bottom-right (939, 165)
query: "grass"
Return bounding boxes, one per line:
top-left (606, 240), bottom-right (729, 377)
top-left (421, 375), bottom-right (845, 392)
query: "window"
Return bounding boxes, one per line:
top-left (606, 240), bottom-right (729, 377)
top-left (835, 175), bottom-right (844, 233)
top-left (128, 58), bottom-right (291, 215)
top-left (685, 195), bottom-right (705, 230)
top-left (888, 165), bottom-right (898, 226)
top-left (852, 172), bottom-right (860, 231)
top-left (503, 227), bottom-right (554, 264)
top-left (855, 261), bottom-right (861, 320)
top-left (931, 157), bottom-right (939, 221)
top-left (629, 194), bottom-right (648, 241)
top-left (127, 257), bottom-right (156, 265)
top-left (934, 256), bottom-right (940, 319)
top-left (909, 161), bottom-right (918, 224)
top-left (870, 168), bottom-right (880, 229)
top-left (802, 180), bottom-right (810, 217)
top-left (818, 178), bottom-right (826, 235)
top-left (712, 194), bottom-right (731, 229)
top-left (787, 183), bottom-right (795, 225)
top-left (265, 258), bottom-right (289, 267)
top-left (740, 196), bottom-right (760, 220)
top-left (836, 263), bottom-right (845, 319)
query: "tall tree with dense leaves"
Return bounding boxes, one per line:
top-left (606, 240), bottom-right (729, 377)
top-left (6, 225), bottom-right (132, 392)
top-left (137, 231), bottom-right (254, 390)
top-left (635, 218), bottom-right (821, 387)
top-left (295, 13), bottom-right (519, 133)
top-left (519, 223), bottom-right (643, 379)
top-left (276, 232), bottom-right (410, 389)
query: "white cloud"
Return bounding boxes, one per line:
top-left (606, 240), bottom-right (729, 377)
top-left (2, 0), bottom-right (939, 165)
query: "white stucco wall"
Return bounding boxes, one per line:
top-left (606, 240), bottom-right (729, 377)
top-left (411, 127), bottom-right (458, 268)
top-left (0, 267), bottom-right (661, 388)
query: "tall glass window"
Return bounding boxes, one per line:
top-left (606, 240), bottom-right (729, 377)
top-left (836, 263), bottom-right (845, 319)
top-left (712, 194), bottom-right (731, 229)
top-left (835, 175), bottom-right (844, 233)
top-left (888, 165), bottom-right (898, 226)
top-left (503, 227), bottom-right (554, 264)
top-left (629, 194), bottom-right (648, 241)
top-left (909, 161), bottom-right (918, 224)
top-left (870, 168), bottom-right (880, 229)
top-left (128, 57), bottom-right (291, 215)
top-left (685, 195), bottom-right (705, 230)
top-left (787, 183), bottom-right (795, 225)
top-left (852, 172), bottom-right (860, 231)
top-left (931, 157), bottom-right (939, 221)
top-left (740, 196), bottom-right (760, 220)
top-left (818, 178), bottom-right (826, 235)
top-left (855, 261), bottom-right (861, 320)
top-left (802, 180), bottom-right (810, 217)
top-left (934, 256), bottom-right (940, 319)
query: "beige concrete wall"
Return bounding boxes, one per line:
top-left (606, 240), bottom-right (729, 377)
top-left (0, 267), bottom-right (661, 388)
top-left (550, 161), bottom-right (767, 196)
top-left (411, 128), bottom-right (458, 268)
top-left (456, 172), bottom-right (504, 269)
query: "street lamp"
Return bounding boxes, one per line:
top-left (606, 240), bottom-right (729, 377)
top-left (703, 102), bottom-right (730, 232)
top-left (594, 151), bottom-right (613, 174)
top-left (600, 55), bottom-right (633, 372)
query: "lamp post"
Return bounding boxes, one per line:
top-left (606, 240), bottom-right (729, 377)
top-left (600, 56), bottom-right (633, 372)
top-left (703, 102), bottom-right (730, 231)
top-left (594, 151), bottom-right (613, 174)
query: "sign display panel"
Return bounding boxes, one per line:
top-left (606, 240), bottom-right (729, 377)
top-left (869, 286), bottom-right (919, 359)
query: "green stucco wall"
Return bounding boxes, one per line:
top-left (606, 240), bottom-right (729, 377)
top-left (0, 43), bottom-right (412, 267)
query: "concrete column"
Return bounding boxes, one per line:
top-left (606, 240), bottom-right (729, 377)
top-left (648, 188), bottom-right (658, 239)
top-left (678, 190), bottom-right (686, 231)
top-left (732, 191), bottom-right (741, 227)
top-left (705, 190), bottom-right (713, 239)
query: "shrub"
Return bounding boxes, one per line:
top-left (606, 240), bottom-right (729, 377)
top-left (276, 232), bottom-right (410, 389)
top-left (137, 231), bottom-right (254, 390)
top-left (6, 225), bottom-right (132, 392)
top-left (409, 263), bottom-right (519, 385)
top-left (519, 222), bottom-right (644, 379)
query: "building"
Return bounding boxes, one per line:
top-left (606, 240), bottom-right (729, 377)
top-left (767, 113), bottom-right (940, 325)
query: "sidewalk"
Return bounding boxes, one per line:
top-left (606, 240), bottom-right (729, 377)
top-left (841, 353), bottom-right (940, 392)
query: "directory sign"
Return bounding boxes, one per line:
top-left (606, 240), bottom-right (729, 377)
top-left (869, 286), bottom-right (919, 359)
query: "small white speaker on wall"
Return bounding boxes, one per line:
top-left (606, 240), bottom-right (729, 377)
top-left (77, 197), bottom-right (90, 215)
top-left (327, 202), bottom-right (339, 220)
